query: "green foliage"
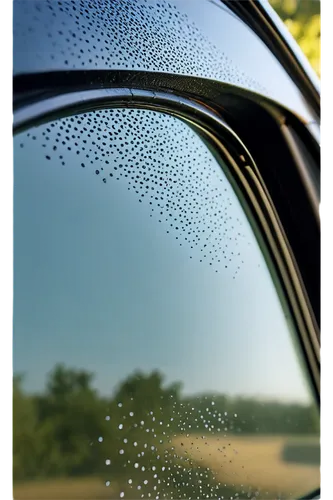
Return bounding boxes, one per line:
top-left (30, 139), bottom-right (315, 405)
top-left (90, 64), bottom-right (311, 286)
top-left (269, 0), bottom-right (320, 76)
top-left (13, 375), bottom-right (39, 480)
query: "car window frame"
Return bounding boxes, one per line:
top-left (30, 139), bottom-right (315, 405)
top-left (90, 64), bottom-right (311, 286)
top-left (13, 87), bottom-right (320, 405)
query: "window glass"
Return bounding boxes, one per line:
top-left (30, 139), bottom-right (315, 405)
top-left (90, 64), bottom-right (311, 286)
top-left (13, 108), bottom-right (319, 500)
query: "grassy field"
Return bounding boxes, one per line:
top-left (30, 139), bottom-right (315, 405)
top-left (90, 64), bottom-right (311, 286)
top-left (13, 435), bottom-right (319, 499)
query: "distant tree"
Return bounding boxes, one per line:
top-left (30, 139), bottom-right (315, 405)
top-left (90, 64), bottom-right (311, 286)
top-left (34, 364), bottom-right (110, 477)
top-left (13, 374), bottom-right (41, 480)
top-left (99, 371), bottom-right (183, 478)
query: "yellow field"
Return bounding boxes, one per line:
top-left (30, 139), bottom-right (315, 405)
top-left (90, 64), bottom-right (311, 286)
top-left (173, 434), bottom-right (320, 498)
top-left (13, 477), bottom-right (114, 500)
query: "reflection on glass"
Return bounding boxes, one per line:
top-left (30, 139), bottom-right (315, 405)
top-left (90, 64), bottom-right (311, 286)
top-left (13, 109), bottom-right (319, 499)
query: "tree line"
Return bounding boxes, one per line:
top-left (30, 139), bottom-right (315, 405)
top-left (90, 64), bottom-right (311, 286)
top-left (13, 364), bottom-right (319, 484)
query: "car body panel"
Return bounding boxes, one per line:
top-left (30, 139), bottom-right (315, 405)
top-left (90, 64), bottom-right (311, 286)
top-left (13, 0), bottom-right (318, 124)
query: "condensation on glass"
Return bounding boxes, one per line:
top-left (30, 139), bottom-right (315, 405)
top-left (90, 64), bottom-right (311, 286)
top-left (13, 108), bottom-right (319, 500)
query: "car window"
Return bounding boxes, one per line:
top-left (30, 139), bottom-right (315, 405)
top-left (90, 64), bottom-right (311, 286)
top-left (13, 108), bottom-right (319, 500)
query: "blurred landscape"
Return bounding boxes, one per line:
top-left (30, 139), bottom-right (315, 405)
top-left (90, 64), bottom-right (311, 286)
top-left (269, 0), bottom-right (320, 76)
top-left (14, 365), bottom-right (320, 499)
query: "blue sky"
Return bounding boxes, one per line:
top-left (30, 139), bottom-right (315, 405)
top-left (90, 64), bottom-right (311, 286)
top-left (14, 109), bottom-right (313, 405)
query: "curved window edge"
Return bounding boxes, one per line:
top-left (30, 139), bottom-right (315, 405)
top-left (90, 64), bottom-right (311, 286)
top-left (13, 87), bottom-right (320, 407)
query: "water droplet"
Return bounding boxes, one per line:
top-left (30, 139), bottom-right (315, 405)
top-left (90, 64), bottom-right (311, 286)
top-left (105, 459), bottom-right (111, 465)
top-left (105, 481), bottom-right (110, 487)
top-left (119, 424), bottom-right (123, 430)
top-left (120, 492), bottom-right (125, 498)
top-left (98, 436), bottom-right (103, 442)
top-left (119, 449), bottom-right (124, 455)
top-left (134, 463), bottom-right (139, 468)
top-left (105, 415), bottom-right (110, 421)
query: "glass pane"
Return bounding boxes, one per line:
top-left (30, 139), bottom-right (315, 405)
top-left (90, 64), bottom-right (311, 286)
top-left (13, 108), bottom-right (319, 500)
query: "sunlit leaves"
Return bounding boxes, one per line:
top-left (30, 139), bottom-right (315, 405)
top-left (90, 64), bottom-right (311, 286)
top-left (269, 0), bottom-right (320, 76)
top-left (283, 0), bottom-right (298, 16)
